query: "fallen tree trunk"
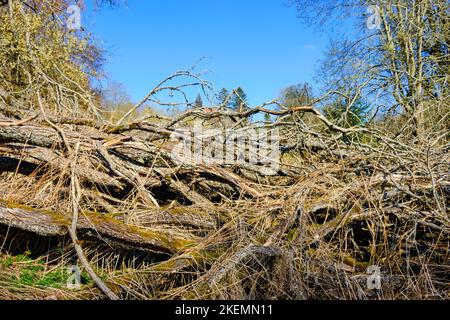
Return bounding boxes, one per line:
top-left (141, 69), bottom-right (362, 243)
top-left (0, 105), bottom-right (448, 300)
top-left (0, 119), bottom-right (273, 205)
top-left (0, 202), bottom-right (199, 254)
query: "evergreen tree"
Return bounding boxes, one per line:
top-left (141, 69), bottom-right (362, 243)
top-left (231, 87), bottom-right (248, 112)
top-left (217, 88), bottom-right (231, 108)
top-left (323, 98), bottom-right (370, 128)
top-left (195, 93), bottom-right (203, 109)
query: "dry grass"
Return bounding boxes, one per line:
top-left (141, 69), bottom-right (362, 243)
top-left (0, 131), bottom-right (448, 300)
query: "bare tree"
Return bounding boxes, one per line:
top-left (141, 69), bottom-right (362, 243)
top-left (291, 0), bottom-right (450, 140)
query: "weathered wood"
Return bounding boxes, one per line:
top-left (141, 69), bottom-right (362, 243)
top-left (0, 203), bottom-right (199, 254)
top-left (0, 119), bottom-right (278, 203)
top-left (0, 125), bottom-right (63, 149)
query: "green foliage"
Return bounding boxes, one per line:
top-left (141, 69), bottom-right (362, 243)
top-left (231, 87), bottom-right (248, 112)
top-left (323, 99), bottom-right (370, 128)
top-left (217, 88), bottom-right (231, 107)
top-left (1, 253), bottom-right (93, 289)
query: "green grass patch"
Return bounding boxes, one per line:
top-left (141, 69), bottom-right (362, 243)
top-left (1, 252), bottom-right (93, 289)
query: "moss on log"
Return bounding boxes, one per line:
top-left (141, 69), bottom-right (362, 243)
top-left (0, 202), bottom-right (198, 254)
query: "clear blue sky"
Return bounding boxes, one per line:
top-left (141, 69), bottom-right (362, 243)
top-left (83, 0), bottom-right (329, 107)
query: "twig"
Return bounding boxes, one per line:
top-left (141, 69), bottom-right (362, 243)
top-left (68, 142), bottom-right (120, 300)
top-left (0, 115), bottom-right (38, 127)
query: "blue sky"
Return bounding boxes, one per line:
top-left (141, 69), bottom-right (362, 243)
top-left (83, 0), bottom-right (329, 107)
